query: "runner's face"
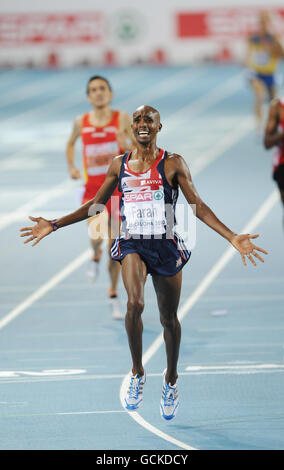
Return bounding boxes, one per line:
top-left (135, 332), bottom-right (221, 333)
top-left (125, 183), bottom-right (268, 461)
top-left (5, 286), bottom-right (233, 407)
top-left (87, 79), bottom-right (112, 108)
top-left (132, 107), bottom-right (162, 144)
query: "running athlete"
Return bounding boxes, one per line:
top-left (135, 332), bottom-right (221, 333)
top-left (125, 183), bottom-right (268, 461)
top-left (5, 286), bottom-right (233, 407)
top-left (246, 11), bottom-right (284, 129)
top-left (264, 97), bottom-right (284, 223)
top-left (66, 75), bottom-right (135, 319)
top-left (20, 105), bottom-right (268, 421)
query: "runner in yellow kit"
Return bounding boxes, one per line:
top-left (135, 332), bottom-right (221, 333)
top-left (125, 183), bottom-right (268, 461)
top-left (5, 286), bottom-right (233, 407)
top-left (246, 11), bottom-right (284, 130)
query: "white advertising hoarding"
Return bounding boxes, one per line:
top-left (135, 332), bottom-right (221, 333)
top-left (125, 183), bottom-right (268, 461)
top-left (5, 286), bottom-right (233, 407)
top-left (0, 0), bottom-right (283, 66)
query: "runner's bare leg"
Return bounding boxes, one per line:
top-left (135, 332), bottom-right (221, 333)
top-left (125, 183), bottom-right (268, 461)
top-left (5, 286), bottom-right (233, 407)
top-left (250, 78), bottom-right (266, 128)
top-left (108, 220), bottom-right (121, 296)
top-left (121, 253), bottom-right (147, 377)
top-left (152, 270), bottom-right (182, 385)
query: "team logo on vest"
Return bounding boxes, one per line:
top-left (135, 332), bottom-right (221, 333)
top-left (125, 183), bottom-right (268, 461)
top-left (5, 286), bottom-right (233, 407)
top-left (153, 190), bottom-right (164, 200)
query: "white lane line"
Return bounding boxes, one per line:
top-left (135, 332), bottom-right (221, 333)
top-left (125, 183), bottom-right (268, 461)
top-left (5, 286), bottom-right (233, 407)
top-left (1, 365), bottom-right (284, 385)
top-left (185, 364), bottom-right (284, 371)
top-left (0, 410), bottom-right (126, 419)
top-left (0, 179), bottom-right (75, 232)
top-left (119, 188), bottom-right (279, 450)
top-left (0, 248), bottom-right (92, 330)
top-left (56, 410), bottom-right (125, 415)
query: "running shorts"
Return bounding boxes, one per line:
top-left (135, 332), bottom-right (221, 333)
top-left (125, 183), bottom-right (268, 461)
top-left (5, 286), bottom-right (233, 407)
top-left (249, 71), bottom-right (276, 90)
top-left (111, 232), bottom-right (191, 277)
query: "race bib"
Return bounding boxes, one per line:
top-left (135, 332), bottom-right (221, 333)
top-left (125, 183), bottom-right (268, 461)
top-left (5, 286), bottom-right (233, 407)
top-left (123, 190), bottom-right (166, 236)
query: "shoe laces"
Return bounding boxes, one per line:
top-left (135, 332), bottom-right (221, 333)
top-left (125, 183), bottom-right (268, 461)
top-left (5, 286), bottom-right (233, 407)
top-left (128, 375), bottom-right (141, 399)
top-left (163, 383), bottom-right (176, 406)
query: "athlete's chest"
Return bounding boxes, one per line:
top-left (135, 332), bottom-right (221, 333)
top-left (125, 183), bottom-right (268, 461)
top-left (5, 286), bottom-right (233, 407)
top-left (125, 154), bottom-right (176, 189)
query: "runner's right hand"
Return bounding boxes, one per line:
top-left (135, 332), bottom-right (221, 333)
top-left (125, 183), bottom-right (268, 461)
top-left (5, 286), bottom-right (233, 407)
top-left (19, 216), bottom-right (53, 247)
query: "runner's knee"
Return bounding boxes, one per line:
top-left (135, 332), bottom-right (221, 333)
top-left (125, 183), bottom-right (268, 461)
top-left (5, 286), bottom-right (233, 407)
top-left (127, 299), bottom-right (144, 318)
top-left (160, 312), bottom-right (178, 329)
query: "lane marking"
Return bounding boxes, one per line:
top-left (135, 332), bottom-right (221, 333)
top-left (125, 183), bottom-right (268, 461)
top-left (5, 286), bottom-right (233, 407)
top-left (0, 369), bottom-right (86, 378)
top-left (119, 188), bottom-right (279, 450)
top-left (56, 410), bottom-right (125, 415)
top-left (1, 365), bottom-right (283, 383)
top-left (0, 410), bottom-right (126, 419)
top-left (186, 364), bottom-right (284, 371)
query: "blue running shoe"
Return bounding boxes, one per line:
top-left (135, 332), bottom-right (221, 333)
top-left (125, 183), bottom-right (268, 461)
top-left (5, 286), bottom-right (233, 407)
top-left (160, 370), bottom-right (179, 420)
top-left (124, 373), bottom-right (146, 411)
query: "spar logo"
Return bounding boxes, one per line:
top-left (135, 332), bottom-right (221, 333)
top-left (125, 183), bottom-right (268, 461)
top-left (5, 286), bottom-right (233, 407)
top-left (125, 192), bottom-right (153, 202)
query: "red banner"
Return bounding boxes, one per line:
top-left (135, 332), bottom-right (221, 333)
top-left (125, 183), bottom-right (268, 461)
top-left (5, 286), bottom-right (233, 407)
top-left (0, 13), bottom-right (105, 44)
top-left (177, 8), bottom-right (284, 39)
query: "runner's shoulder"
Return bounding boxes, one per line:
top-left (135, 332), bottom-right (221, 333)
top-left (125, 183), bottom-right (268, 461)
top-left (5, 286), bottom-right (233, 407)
top-left (112, 153), bottom-right (125, 167)
top-left (108, 154), bottom-right (124, 177)
top-left (164, 152), bottom-right (187, 167)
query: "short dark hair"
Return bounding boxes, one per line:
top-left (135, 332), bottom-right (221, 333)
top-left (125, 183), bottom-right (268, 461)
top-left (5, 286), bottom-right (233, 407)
top-left (86, 75), bottom-right (112, 94)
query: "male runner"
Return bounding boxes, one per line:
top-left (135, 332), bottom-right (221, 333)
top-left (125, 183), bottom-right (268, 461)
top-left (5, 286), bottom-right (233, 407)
top-left (20, 105), bottom-right (267, 421)
top-left (246, 11), bottom-right (284, 129)
top-left (264, 96), bottom-right (284, 224)
top-left (66, 75), bottom-right (135, 319)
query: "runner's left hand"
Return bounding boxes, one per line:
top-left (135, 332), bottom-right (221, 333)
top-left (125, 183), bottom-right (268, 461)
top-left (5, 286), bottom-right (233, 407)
top-left (230, 233), bottom-right (268, 266)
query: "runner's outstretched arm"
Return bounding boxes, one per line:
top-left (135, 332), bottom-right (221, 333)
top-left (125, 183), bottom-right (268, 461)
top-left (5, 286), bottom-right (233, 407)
top-left (172, 154), bottom-right (268, 266)
top-left (19, 156), bottom-right (122, 247)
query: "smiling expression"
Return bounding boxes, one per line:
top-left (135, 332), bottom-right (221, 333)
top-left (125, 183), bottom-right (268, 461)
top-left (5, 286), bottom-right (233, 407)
top-left (132, 105), bottom-right (162, 144)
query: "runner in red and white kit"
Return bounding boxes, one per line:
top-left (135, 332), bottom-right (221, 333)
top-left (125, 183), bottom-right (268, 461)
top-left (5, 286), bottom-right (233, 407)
top-left (264, 97), bottom-right (284, 226)
top-left (66, 75), bottom-right (135, 319)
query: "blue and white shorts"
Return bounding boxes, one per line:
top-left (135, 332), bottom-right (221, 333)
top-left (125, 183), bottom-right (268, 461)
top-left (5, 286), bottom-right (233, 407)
top-left (111, 232), bottom-right (191, 277)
